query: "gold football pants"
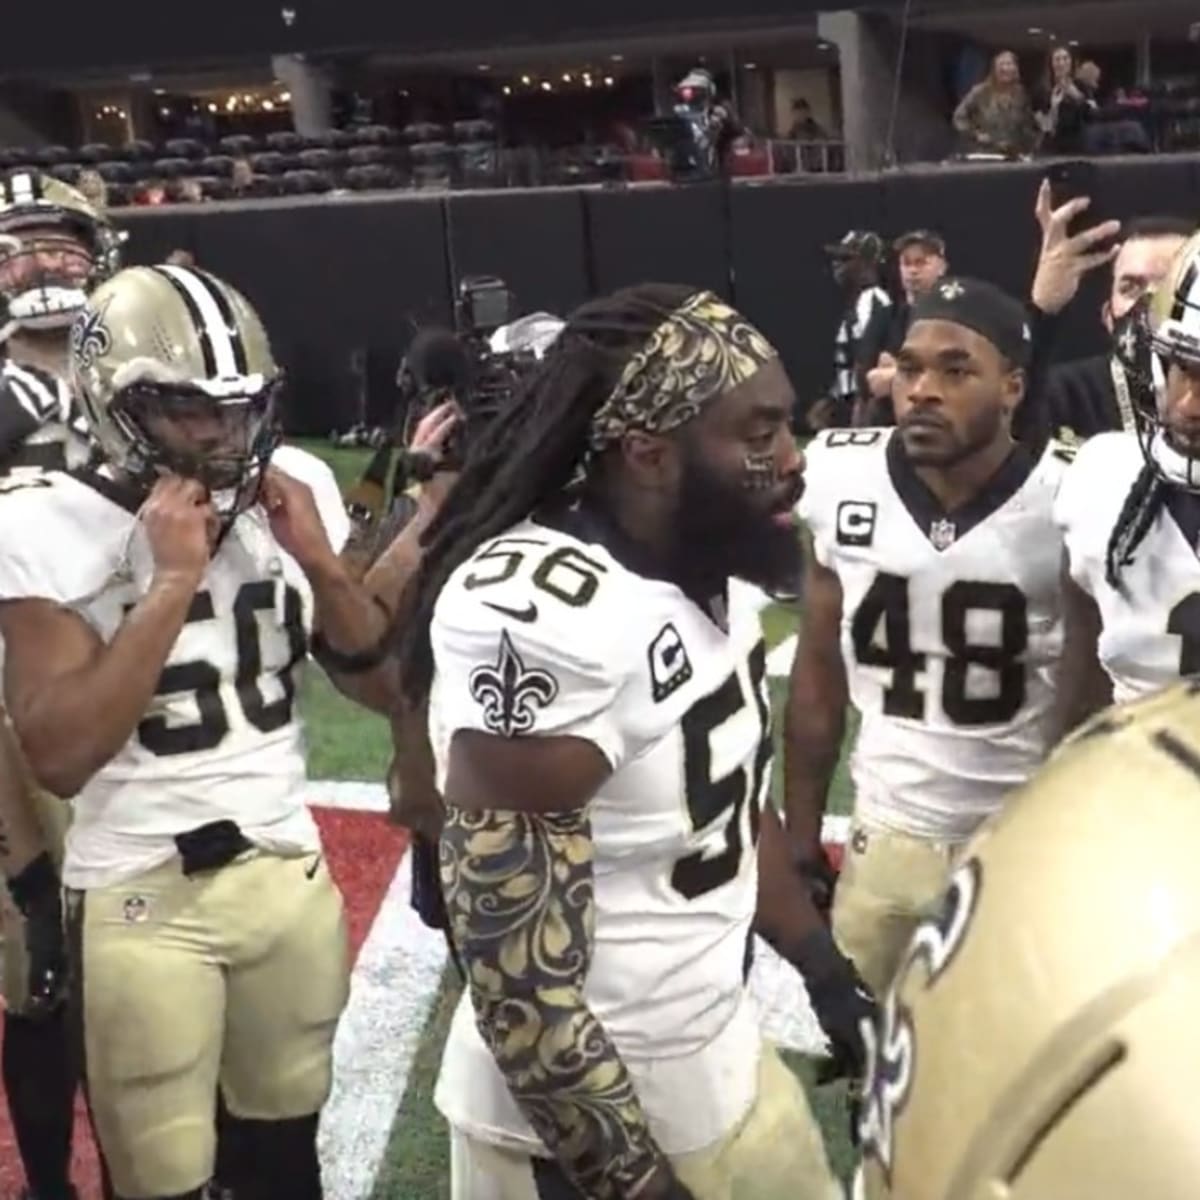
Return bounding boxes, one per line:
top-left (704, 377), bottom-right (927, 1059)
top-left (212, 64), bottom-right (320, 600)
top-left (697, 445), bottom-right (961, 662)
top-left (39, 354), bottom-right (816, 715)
top-left (832, 820), bottom-right (960, 997)
top-left (72, 849), bottom-right (349, 1198)
top-left (448, 1044), bottom-right (843, 1200)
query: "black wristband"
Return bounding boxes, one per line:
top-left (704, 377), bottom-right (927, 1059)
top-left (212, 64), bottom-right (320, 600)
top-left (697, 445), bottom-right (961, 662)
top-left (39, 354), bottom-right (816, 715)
top-left (6, 851), bottom-right (60, 916)
top-left (311, 597), bottom-right (393, 675)
top-left (310, 631), bottom-right (391, 675)
top-left (791, 925), bottom-right (847, 984)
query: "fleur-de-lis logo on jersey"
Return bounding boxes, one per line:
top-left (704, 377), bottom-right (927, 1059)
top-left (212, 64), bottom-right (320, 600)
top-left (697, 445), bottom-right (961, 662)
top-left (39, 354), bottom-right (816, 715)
top-left (468, 631), bottom-right (559, 737)
top-left (71, 303), bottom-right (111, 371)
top-left (939, 280), bottom-right (965, 301)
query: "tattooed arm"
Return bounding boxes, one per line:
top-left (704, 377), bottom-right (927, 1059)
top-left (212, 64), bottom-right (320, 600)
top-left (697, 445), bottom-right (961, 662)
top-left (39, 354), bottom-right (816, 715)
top-left (440, 728), bottom-right (686, 1200)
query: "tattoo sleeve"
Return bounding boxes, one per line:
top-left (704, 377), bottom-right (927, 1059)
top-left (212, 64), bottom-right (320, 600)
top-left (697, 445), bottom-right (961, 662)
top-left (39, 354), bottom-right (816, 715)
top-left (440, 803), bottom-right (666, 1200)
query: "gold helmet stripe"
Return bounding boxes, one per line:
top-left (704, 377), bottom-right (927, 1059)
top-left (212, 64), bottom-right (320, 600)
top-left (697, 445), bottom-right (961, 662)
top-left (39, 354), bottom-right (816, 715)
top-left (152, 263), bottom-right (248, 378)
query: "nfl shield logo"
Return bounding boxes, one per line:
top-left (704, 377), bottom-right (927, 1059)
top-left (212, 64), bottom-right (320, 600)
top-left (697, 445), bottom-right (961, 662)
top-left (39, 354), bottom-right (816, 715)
top-left (929, 519), bottom-right (957, 551)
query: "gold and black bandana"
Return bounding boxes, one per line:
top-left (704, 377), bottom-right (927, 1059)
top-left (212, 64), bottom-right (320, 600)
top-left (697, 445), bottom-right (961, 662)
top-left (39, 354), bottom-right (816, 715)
top-left (577, 291), bottom-right (777, 481)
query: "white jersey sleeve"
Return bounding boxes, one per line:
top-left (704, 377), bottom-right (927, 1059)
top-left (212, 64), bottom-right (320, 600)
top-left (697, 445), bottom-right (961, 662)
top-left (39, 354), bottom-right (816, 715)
top-left (797, 427), bottom-right (890, 568)
top-left (271, 443), bottom-right (351, 555)
top-left (430, 531), bottom-right (638, 772)
top-left (0, 471), bottom-right (131, 604)
top-left (1055, 431), bottom-right (1200, 702)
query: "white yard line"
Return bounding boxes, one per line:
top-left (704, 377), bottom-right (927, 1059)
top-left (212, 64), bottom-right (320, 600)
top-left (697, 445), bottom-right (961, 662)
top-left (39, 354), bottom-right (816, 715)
top-left (318, 852), bottom-right (449, 1200)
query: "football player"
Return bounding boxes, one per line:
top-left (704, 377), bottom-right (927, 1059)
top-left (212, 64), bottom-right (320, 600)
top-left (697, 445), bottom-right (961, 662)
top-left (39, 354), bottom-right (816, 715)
top-left (855, 678), bottom-right (1200, 1200)
top-left (786, 278), bottom-right (1069, 997)
top-left (396, 283), bottom-right (874, 1200)
top-left (0, 263), bottom-right (411, 1200)
top-left (1054, 231), bottom-right (1200, 736)
top-left (0, 168), bottom-right (122, 1200)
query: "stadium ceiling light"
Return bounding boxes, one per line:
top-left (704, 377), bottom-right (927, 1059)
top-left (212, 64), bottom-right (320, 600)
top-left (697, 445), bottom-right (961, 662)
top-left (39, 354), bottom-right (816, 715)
top-left (477, 64), bottom-right (490, 71)
top-left (1028, 26), bottom-right (1042, 33)
top-left (280, 90), bottom-right (292, 102)
top-left (521, 73), bottom-right (532, 85)
top-left (563, 72), bottom-right (572, 82)
top-left (208, 102), bottom-right (218, 113)
top-left (262, 99), bottom-right (275, 110)
top-left (540, 80), bottom-right (553, 91)
top-left (744, 62), bottom-right (758, 69)
top-left (502, 85), bottom-right (512, 95)
top-left (604, 75), bottom-right (615, 86)
top-left (611, 53), bottom-right (624, 62)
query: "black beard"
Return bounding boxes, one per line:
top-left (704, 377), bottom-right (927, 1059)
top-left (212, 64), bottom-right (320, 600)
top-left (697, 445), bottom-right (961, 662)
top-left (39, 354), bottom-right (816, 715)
top-left (669, 453), bottom-right (804, 595)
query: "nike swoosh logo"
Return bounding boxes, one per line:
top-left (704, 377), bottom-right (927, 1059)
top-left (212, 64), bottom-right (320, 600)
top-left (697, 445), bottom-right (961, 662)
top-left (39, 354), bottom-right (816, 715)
top-left (305, 855), bottom-right (323, 880)
top-left (482, 600), bottom-right (539, 623)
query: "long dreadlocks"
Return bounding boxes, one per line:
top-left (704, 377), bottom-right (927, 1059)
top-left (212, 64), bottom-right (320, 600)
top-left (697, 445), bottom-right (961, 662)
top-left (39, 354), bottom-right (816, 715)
top-left (397, 282), bottom-right (696, 703)
top-left (1105, 461), bottom-right (1167, 591)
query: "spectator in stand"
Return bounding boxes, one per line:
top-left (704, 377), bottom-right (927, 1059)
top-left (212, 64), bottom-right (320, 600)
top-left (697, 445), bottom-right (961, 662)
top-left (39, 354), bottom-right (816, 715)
top-left (135, 178), bottom-right (168, 207)
top-left (174, 178), bottom-right (205, 204)
top-left (855, 230), bottom-right (949, 425)
top-left (165, 248), bottom-right (196, 268)
top-left (77, 167), bottom-right (108, 212)
top-left (1077, 61), bottom-right (1151, 154)
top-left (230, 156), bottom-right (260, 198)
top-left (1034, 46), bottom-right (1091, 155)
top-left (953, 50), bottom-right (1039, 158)
top-left (788, 99), bottom-right (828, 141)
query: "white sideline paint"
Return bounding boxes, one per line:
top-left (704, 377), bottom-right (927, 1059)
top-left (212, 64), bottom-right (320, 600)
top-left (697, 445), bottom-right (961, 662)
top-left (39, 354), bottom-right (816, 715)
top-left (309, 784), bottom-right (848, 1198)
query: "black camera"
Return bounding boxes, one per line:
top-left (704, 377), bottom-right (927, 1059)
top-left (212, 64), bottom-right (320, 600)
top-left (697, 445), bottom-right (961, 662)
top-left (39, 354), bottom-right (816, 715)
top-left (396, 276), bottom-right (533, 479)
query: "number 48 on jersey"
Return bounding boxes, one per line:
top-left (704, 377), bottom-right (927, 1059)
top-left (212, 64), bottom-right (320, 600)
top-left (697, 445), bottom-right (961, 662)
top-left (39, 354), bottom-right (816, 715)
top-left (851, 572), bottom-right (1029, 726)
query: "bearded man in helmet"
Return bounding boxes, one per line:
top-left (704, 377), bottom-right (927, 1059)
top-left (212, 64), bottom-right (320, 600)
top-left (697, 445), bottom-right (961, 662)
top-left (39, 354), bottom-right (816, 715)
top-left (0, 168), bottom-right (122, 1200)
top-left (855, 677), bottom-right (1200, 1200)
top-left (0, 262), bottom-right (413, 1200)
top-left (1053, 230), bottom-right (1200, 737)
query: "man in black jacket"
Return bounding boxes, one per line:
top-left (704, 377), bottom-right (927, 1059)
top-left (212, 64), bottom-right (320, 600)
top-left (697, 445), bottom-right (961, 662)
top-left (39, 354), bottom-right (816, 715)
top-left (1028, 180), bottom-right (1193, 440)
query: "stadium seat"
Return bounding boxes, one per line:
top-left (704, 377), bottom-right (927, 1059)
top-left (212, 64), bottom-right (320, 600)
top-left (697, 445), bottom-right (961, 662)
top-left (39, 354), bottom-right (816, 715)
top-left (305, 129), bottom-right (354, 150)
top-left (97, 161), bottom-right (134, 184)
top-left (626, 153), bottom-right (669, 182)
top-left (280, 169), bottom-right (333, 195)
top-left (347, 145), bottom-right (391, 168)
top-left (343, 164), bottom-right (399, 191)
top-left (0, 148), bottom-right (24, 169)
top-left (78, 143), bottom-right (113, 164)
top-left (127, 139), bottom-right (157, 161)
top-left (219, 134), bottom-right (258, 157)
top-left (453, 119), bottom-right (495, 142)
top-left (164, 138), bottom-right (206, 160)
top-left (267, 131), bottom-right (304, 153)
top-left (401, 122), bottom-right (446, 145)
top-left (200, 155), bottom-right (235, 178)
top-left (49, 163), bottom-right (83, 184)
top-left (249, 151), bottom-right (287, 175)
top-left (728, 143), bottom-right (771, 176)
top-left (153, 157), bottom-right (191, 180)
top-left (456, 142), bottom-right (499, 187)
top-left (298, 148), bottom-right (340, 172)
top-left (350, 124), bottom-right (395, 146)
top-left (34, 145), bottom-right (72, 167)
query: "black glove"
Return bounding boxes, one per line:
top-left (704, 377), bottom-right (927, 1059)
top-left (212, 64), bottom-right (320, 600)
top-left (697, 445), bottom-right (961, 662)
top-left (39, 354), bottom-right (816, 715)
top-left (794, 927), bottom-right (876, 1082)
top-left (6, 852), bottom-right (68, 1019)
top-left (794, 847), bottom-right (839, 919)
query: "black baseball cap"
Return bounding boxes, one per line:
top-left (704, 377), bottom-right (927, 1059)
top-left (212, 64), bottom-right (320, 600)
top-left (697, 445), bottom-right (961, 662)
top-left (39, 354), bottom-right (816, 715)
top-left (910, 277), bottom-right (1032, 367)
top-left (894, 229), bottom-right (947, 257)
top-left (824, 230), bottom-right (885, 263)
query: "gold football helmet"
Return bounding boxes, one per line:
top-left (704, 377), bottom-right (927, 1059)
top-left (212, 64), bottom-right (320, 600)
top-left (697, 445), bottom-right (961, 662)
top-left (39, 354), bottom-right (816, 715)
top-left (70, 264), bottom-right (282, 518)
top-left (856, 680), bottom-right (1200, 1200)
top-left (0, 169), bottom-right (122, 340)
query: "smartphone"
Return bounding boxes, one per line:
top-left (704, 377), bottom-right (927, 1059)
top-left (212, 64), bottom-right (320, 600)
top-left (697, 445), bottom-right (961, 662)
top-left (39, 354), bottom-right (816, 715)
top-left (1046, 160), bottom-right (1104, 237)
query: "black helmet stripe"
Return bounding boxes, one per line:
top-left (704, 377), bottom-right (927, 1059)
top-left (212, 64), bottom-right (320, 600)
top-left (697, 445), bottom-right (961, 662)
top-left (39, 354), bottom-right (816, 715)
top-left (152, 264), bottom-right (248, 378)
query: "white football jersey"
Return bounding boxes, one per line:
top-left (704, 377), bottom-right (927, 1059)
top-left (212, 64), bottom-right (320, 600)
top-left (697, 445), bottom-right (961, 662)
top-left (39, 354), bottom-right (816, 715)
top-left (429, 509), bottom-right (769, 1155)
top-left (0, 445), bottom-right (349, 889)
top-left (799, 428), bottom-right (1068, 841)
top-left (1056, 431), bottom-right (1200, 703)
